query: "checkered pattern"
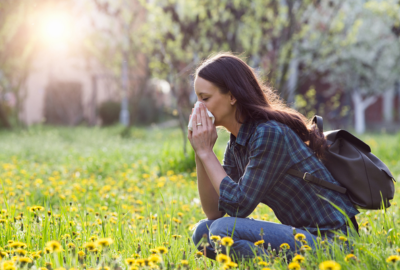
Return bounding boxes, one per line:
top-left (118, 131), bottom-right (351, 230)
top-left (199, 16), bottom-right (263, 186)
top-left (219, 119), bottom-right (359, 235)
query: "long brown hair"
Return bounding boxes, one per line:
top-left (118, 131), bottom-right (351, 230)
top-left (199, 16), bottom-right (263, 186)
top-left (195, 52), bottom-right (328, 160)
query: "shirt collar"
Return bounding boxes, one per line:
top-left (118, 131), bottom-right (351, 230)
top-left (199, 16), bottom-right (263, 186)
top-left (230, 118), bottom-right (259, 147)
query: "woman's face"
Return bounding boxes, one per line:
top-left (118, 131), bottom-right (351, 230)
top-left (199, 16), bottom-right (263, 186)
top-left (193, 76), bottom-right (236, 126)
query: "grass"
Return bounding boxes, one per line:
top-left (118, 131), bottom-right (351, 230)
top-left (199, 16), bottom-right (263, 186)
top-left (0, 125), bottom-right (398, 270)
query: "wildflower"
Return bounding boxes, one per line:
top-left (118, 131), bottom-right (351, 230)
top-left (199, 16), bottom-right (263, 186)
top-left (45, 241), bottom-right (63, 253)
top-left (149, 254), bottom-right (162, 264)
top-left (135, 259), bottom-right (145, 267)
top-left (294, 233), bottom-right (306, 241)
top-left (155, 246), bottom-right (168, 254)
top-left (181, 260), bottom-right (189, 265)
top-left (288, 262), bottom-right (301, 270)
top-left (67, 243), bottom-right (76, 249)
top-left (1, 260), bottom-right (16, 270)
top-left (78, 251), bottom-right (85, 258)
top-left (253, 256), bottom-right (263, 263)
top-left (210, 235), bottom-right (221, 242)
top-left (258, 261), bottom-right (269, 266)
top-left (83, 242), bottom-right (97, 252)
top-left (344, 254), bottom-right (357, 262)
top-left (14, 249), bottom-right (27, 256)
top-left (32, 253), bottom-right (41, 260)
top-left (319, 260), bottom-right (341, 270)
top-left (9, 242), bottom-right (27, 249)
top-left (280, 243), bottom-right (290, 250)
top-left (195, 251), bottom-right (203, 258)
top-left (216, 254), bottom-right (231, 264)
top-left (222, 261), bottom-right (238, 269)
top-left (254, 240), bottom-right (264, 247)
top-left (338, 236), bottom-right (347, 242)
top-left (96, 238), bottom-right (113, 247)
top-left (89, 235), bottom-right (98, 242)
top-left (300, 245), bottom-right (312, 252)
top-left (125, 258), bottom-right (136, 267)
top-left (17, 257), bottom-right (32, 265)
top-left (292, 255), bottom-right (305, 263)
top-left (386, 255), bottom-right (400, 263)
top-left (172, 235), bottom-right (182, 240)
top-left (149, 249), bottom-right (158, 254)
top-left (221, 236), bottom-right (234, 247)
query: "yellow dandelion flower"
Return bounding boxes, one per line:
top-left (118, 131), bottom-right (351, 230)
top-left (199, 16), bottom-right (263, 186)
top-left (67, 243), bottom-right (76, 249)
top-left (125, 258), bottom-right (136, 266)
top-left (261, 268), bottom-right (271, 270)
top-left (148, 254), bottom-right (162, 264)
top-left (221, 236), bottom-right (234, 247)
top-left (172, 235), bottom-right (182, 240)
top-left (210, 235), bottom-right (221, 242)
top-left (338, 236), bottom-right (347, 242)
top-left (89, 235), bottom-right (98, 242)
top-left (294, 233), bottom-right (306, 241)
top-left (17, 257), bottom-right (32, 265)
top-left (253, 256), bottom-right (263, 262)
top-left (32, 253), bottom-right (41, 260)
top-left (149, 249), bottom-right (158, 254)
top-left (344, 254), bottom-right (357, 262)
top-left (181, 260), bottom-right (189, 265)
top-left (292, 255), bottom-right (305, 263)
top-left (78, 251), bottom-right (85, 257)
top-left (14, 249), bottom-right (27, 256)
top-left (254, 240), bottom-right (264, 247)
top-left (319, 260), bottom-right (341, 270)
top-left (195, 251), bottom-right (203, 258)
top-left (288, 262), bottom-right (301, 270)
top-left (155, 246), bottom-right (168, 254)
top-left (96, 238), bottom-right (113, 247)
top-left (9, 242), bottom-right (27, 249)
top-left (222, 261), bottom-right (238, 269)
top-left (386, 255), bottom-right (400, 263)
top-left (135, 259), bottom-right (145, 267)
top-left (1, 260), bottom-right (16, 270)
top-left (258, 261), bottom-right (269, 266)
top-left (45, 241), bottom-right (63, 253)
top-left (280, 243), bottom-right (290, 250)
top-left (300, 245), bottom-right (312, 251)
top-left (216, 254), bottom-right (231, 264)
top-left (83, 242), bottom-right (97, 251)
top-left (129, 267), bottom-right (139, 270)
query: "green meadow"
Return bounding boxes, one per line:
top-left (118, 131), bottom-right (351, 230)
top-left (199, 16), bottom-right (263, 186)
top-left (0, 125), bottom-right (399, 270)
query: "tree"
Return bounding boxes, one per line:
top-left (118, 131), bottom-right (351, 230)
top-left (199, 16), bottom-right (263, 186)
top-left (0, 0), bottom-right (37, 128)
top-left (298, 0), bottom-right (400, 133)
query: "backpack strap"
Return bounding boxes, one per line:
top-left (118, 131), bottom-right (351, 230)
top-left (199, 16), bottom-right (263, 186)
top-left (312, 115), bottom-right (324, 133)
top-left (287, 169), bottom-right (347, 194)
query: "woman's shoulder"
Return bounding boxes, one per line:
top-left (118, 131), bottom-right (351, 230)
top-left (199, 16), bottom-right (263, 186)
top-left (252, 119), bottom-right (290, 137)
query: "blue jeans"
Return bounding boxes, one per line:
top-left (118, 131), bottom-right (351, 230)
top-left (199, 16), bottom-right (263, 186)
top-left (191, 217), bottom-right (351, 262)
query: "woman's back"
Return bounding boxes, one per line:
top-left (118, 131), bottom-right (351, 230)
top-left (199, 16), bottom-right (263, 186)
top-left (220, 118), bottom-right (359, 236)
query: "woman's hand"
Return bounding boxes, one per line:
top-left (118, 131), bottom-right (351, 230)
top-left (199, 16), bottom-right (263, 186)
top-left (188, 103), bottom-right (218, 157)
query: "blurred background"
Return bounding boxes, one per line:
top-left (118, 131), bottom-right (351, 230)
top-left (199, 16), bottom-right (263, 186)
top-left (0, 0), bottom-right (399, 136)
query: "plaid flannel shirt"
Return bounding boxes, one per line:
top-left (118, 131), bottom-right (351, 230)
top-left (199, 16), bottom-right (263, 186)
top-left (219, 118), bottom-right (359, 236)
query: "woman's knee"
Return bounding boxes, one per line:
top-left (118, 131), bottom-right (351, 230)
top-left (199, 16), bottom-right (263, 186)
top-left (209, 217), bottom-right (236, 237)
top-left (191, 219), bottom-right (214, 248)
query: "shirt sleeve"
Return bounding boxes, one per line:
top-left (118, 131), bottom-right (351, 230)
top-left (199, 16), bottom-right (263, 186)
top-left (218, 125), bottom-right (290, 218)
top-left (221, 141), bottom-right (240, 182)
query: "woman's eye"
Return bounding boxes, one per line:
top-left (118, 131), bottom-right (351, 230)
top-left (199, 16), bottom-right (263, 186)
top-left (202, 98), bottom-right (208, 101)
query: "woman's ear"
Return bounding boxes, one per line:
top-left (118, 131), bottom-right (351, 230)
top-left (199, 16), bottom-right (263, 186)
top-left (229, 92), bottom-right (237, 105)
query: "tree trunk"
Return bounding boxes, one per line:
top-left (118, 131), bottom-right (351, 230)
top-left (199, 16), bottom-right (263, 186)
top-left (0, 102), bottom-right (11, 129)
top-left (351, 89), bottom-right (378, 134)
top-left (286, 56), bottom-right (298, 107)
top-left (383, 86), bottom-right (394, 124)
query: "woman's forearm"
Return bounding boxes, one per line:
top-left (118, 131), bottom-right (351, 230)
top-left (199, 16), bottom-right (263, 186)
top-left (195, 154), bottom-right (225, 220)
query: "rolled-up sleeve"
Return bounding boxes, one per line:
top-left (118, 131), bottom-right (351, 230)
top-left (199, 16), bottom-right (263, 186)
top-left (218, 125), bottom-right (290, 218)
top-left (221, 141), bottom-right (240, 182)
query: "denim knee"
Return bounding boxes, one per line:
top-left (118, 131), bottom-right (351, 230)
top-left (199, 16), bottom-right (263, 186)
top-left (209, 217), bottom-right (233, 238)
top-left (191, 219), bottom-right (211, 250)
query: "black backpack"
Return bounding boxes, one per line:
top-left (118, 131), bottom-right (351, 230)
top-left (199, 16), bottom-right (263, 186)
top-left (287, 115), bottom-right (396, 232)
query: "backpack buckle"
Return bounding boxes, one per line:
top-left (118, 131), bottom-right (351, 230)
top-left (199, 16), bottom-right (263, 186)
top-left (303, 172), bottom-right (310, 182)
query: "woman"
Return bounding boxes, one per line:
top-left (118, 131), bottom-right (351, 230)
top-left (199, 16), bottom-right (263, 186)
top-left (188, 53), bottom-right (359, 262)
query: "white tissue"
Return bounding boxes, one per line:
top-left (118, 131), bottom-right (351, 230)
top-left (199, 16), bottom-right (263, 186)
top-left (188, 101), bottom-right (215, 131)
